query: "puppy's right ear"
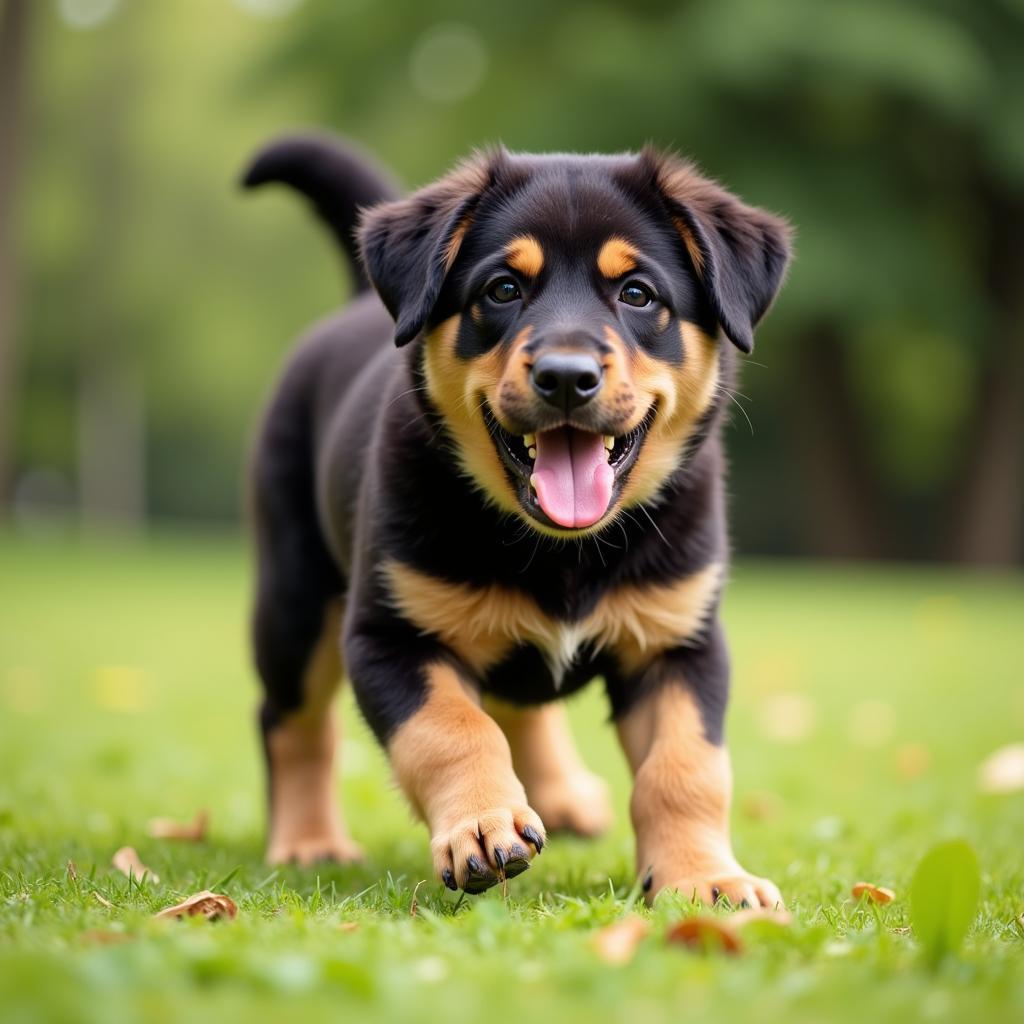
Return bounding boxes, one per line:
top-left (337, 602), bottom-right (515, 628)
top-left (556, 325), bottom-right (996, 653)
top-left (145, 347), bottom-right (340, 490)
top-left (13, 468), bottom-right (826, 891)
top-left (359, 151), bottom-right (501, 346)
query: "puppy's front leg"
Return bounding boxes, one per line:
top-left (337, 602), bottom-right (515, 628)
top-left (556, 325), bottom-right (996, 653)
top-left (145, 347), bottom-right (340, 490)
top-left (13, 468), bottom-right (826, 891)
top-left (614, 626), bottom-right (782, 908)
top-left (347, 628), bottom-right (546, 893)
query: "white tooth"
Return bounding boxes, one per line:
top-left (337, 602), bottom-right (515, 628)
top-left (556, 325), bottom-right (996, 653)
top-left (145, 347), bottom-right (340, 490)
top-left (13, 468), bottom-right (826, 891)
top-left (523, 433), bottom-right (536, 447)
top-left (528, 446), bottom-right (537, 460)
top-left (529, 474), bottom-right (538, 493)
top-left (603, 435), bottom-right (615, 451)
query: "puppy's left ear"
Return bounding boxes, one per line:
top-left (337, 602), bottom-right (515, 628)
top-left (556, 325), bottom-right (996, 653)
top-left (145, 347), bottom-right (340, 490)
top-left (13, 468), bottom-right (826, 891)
top-left (359, 149), bottom-right (503, 346)
top-left (640, 149), bottom-right (793, 353)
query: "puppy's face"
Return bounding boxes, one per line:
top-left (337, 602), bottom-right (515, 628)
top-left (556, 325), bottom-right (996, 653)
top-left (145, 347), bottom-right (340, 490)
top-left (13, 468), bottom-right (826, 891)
top-left (361, 150), bottom-right (790, 535)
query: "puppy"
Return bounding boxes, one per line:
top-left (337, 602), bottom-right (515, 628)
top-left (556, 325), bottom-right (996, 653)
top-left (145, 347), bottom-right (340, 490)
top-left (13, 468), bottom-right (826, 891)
top-left (242, 134), bottom-right (791, 904)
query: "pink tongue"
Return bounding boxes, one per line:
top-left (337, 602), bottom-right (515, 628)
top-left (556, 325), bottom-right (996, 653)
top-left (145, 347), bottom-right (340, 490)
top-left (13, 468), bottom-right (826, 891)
top-left (531, 428), bottom-right (614, 529)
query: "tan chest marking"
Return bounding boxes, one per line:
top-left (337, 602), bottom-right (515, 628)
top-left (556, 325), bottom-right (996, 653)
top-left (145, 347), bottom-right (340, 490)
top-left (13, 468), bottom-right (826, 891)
top-left (382, 560), bottom-right (723, 680)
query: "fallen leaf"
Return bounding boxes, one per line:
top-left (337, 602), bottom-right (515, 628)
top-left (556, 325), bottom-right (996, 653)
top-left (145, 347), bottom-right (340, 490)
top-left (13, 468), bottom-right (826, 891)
top-left (730, 906), bottom-right (793, 928)
top-left (666, 915), bottom-right (743, 954)
top-left (895, 742), bottom-right (931, 780)
top-left (79, 929), bottom-right (132, 946)
top-left (757, 693), bottom-right (816, 744)
top-left (592, 916), bottom-right (650, 965)
top-left (93, 891), bottom-right (115, 909)
top-left (147, 810), bottom-right (208, 842)
top-left (112, 846), bottom-right (159, 883)
top-left (66, 860), bottom-right (78, 881)
top-left (740, 791), bottom-right (785, 821)
top-left (852, 881), bottom-right (896, 905)
top-left (910, 839), bottom-right (980, 965)
top-left (154, 890), bottom-right (237, 921)
top-left (977, 743), bottom-right (1024, 794)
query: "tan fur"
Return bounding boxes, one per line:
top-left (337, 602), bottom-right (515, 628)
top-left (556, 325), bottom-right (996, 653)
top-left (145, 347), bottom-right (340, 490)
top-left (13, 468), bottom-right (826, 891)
top-left (597, 236), bottom-right (640, 279)
top-left (505, 235), bottom-right (545, 278)
top-left (265, 601), bottom-right (362, 865)
top-left (423, 316), bottom-right (521, 514)
top-left (485, 699), bottom-right (612, 836)
top-left (617, 685), bottom-right (782, 907)
top-left (672, 215), bottom-right (706, 277)
top-left (620, 321), bottom-right (720, 508)
top-left (387, 663), bottom-right (545, 886)
top-left (383, 559), bottom-right (723, 678)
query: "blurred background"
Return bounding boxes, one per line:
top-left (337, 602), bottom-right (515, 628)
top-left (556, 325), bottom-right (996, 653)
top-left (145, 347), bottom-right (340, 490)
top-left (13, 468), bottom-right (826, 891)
top-left (1, 0), bottom-right (1022, 564)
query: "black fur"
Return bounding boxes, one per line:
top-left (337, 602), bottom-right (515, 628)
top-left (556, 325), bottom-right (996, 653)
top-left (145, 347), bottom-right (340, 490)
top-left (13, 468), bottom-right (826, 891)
top-left (244, 135), bottom-right (790, 754)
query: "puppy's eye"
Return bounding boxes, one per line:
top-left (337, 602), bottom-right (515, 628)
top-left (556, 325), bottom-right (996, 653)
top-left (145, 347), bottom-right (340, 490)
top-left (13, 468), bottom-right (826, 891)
top-left (487, 278), bottom-right (521, 304)
top-left (619, 282), bottom-right (654, 308)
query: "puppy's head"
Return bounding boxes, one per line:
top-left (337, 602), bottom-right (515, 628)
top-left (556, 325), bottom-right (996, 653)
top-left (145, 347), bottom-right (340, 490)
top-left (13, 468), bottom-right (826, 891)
top-left (360, 148), bottom-right (791, 535)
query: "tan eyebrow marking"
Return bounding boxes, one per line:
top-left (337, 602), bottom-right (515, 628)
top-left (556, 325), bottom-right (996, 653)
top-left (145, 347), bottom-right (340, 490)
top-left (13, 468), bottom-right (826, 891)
top-left (597, 237), bottom-right (640, 279)
top-left (505, 235), bottom-right (545, 278)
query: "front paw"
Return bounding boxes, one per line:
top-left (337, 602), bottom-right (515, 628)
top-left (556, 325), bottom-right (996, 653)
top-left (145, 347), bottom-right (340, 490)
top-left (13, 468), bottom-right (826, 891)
top-left (431, 805), bottom-right (547, 894)
top-left (647, 867), bottom-right (783, 909)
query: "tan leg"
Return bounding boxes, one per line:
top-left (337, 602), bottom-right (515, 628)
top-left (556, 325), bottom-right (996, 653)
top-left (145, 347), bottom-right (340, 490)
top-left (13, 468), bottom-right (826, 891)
top-left (617, 684), bottom-right (782, 908)
top-left (388, 665), bottom-right (547, 893)
top-left (265, 601), bottom-right (363, 866)
top-left (485, 700), bottom-right (612, 837)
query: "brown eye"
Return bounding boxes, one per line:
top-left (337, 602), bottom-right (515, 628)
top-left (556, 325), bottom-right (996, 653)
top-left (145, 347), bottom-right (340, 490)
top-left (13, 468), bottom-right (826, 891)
top-left (619, 282), bottom-right (653, 308)
top-left (487, 278), bottom-right (521, 303)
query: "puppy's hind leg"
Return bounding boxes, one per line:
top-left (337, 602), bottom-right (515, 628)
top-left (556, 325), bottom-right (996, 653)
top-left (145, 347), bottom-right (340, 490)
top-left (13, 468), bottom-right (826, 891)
top-left (485, 700), bottom-right (612, 838)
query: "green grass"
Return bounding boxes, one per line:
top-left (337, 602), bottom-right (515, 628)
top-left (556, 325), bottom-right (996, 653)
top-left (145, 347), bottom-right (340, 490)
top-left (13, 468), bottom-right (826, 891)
top-left (1, 532), bottom-right (1022, 1023)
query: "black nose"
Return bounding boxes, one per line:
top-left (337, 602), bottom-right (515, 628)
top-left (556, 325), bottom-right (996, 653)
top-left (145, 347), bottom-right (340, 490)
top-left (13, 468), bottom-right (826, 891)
top-left (530, 352), bottom-right (604, 411)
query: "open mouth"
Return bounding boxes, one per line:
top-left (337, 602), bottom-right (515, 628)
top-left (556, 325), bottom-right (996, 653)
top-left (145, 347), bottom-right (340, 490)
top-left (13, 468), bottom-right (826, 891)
top-left (484, 405), bottom-right (656, 530)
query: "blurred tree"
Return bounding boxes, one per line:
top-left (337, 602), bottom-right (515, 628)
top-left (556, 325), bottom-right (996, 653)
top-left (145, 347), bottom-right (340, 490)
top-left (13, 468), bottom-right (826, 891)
top-left (0, 0), bottom-right (29, 516)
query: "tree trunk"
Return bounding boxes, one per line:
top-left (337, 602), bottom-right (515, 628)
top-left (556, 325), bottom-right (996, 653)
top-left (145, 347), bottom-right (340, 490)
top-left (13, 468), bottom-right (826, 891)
top-left (0, 0), bottom-right (29, 515)
top-left (788, 321), bottom-right (888, 560)
top-left (947, 186), bottom-right (1024, 566)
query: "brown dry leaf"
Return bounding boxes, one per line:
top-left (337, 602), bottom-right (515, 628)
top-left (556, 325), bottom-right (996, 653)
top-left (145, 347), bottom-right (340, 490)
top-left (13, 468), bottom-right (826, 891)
top-left (79, 929), bottom-right (132, 946)
top-left (977, 743), bottom-right (1024, 794)
top-left (730, 906), bottom-right (793, 928)
top-left (852, 881), bottom-right (896, 904)
top-left (592, 916), bottom-right (650, 965)
top-left (93, 891), bottom-right (115, 909)
top-left (666, 915), bottom-right (743, 955)
top-left (112, 846), bottom-right (159, 883)
top-left (895, 742), bottom-right (931, 780)
top-left (154, 890), bottom-right (237, 922)
top-left (410, 879), bottom-right (426, 917)
top-left (66, 860), bottom-right (78, 881)
top-left (147, 810), bottom-right (209, 842)
top-left (337, 921), bottom-right (360, 933)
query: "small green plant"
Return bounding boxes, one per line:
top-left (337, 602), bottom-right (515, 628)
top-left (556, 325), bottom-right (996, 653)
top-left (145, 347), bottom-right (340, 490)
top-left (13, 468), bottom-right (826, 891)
top-left (910, 839), bottom-right (981, 966)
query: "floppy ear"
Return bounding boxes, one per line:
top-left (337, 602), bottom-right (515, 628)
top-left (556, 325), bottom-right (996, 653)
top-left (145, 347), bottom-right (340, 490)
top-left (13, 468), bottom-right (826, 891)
top-left (358, 151), bottom-right (499, 346)
top-left (641, 149), bottom-right (792, 353)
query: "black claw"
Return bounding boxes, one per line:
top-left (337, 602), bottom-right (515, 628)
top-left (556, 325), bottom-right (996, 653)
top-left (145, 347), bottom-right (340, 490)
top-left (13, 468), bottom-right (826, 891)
top-left (711, 886), bottom-right (722, 904)
top-left (463, 854), bottom-right (499, 895)
top-left (509, 844), bottom-right (529, 861)
top-left (441, 868), bottom-right (457, 891)
top-left (522, 825), bottom-right (545, 852)
top-left (493, 847), bottom-right (507, 871)
top-left (467, 855), bottom-right (486, 875)
top-left (642, 868), bottom-right (653, 893)
top-left (739, 898), bottom-right (751, 909)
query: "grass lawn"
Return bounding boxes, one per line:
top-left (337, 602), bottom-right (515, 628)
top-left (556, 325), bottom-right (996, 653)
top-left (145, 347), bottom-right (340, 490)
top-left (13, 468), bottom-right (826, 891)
top-left (1, 532), bottom-right (1022, 1023)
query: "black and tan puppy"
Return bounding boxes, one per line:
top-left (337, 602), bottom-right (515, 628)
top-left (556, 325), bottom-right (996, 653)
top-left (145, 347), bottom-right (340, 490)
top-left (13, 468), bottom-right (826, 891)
top-left (242, 134), bottom-right (791, 904)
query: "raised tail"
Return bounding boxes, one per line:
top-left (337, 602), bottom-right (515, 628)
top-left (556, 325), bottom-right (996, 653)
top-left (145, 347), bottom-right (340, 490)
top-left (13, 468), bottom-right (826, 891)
top-left (240, 133), bottom-right (400, 294)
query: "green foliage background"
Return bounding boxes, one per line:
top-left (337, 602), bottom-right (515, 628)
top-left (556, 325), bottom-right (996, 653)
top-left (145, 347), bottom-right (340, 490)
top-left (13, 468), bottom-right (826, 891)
top-left (11, 0), bottom-right (1024, 559)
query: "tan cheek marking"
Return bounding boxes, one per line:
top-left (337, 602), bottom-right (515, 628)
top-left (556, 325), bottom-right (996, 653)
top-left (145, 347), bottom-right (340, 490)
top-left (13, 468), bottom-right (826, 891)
top-left (617, 685), bottom-right (735, 886)
top-left (505, 235), bottom-right (544, 278)
top-left (423, 316), bottom-right (519, 514)
top-left (383, 559), bottom-right (722, 678)
top-left (619, 322), bottom-right (719, 508)
top-left (387, 662), bottom-right (525, 827)
top-left (597, 237), bottom-right (640, 279)
top-left (265, 600), bottom-right (361, 865)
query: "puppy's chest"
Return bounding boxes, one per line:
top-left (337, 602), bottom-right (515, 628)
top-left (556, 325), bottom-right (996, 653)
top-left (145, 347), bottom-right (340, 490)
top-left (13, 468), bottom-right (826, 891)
top-left (382, 559), bottom-right (723, 687)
